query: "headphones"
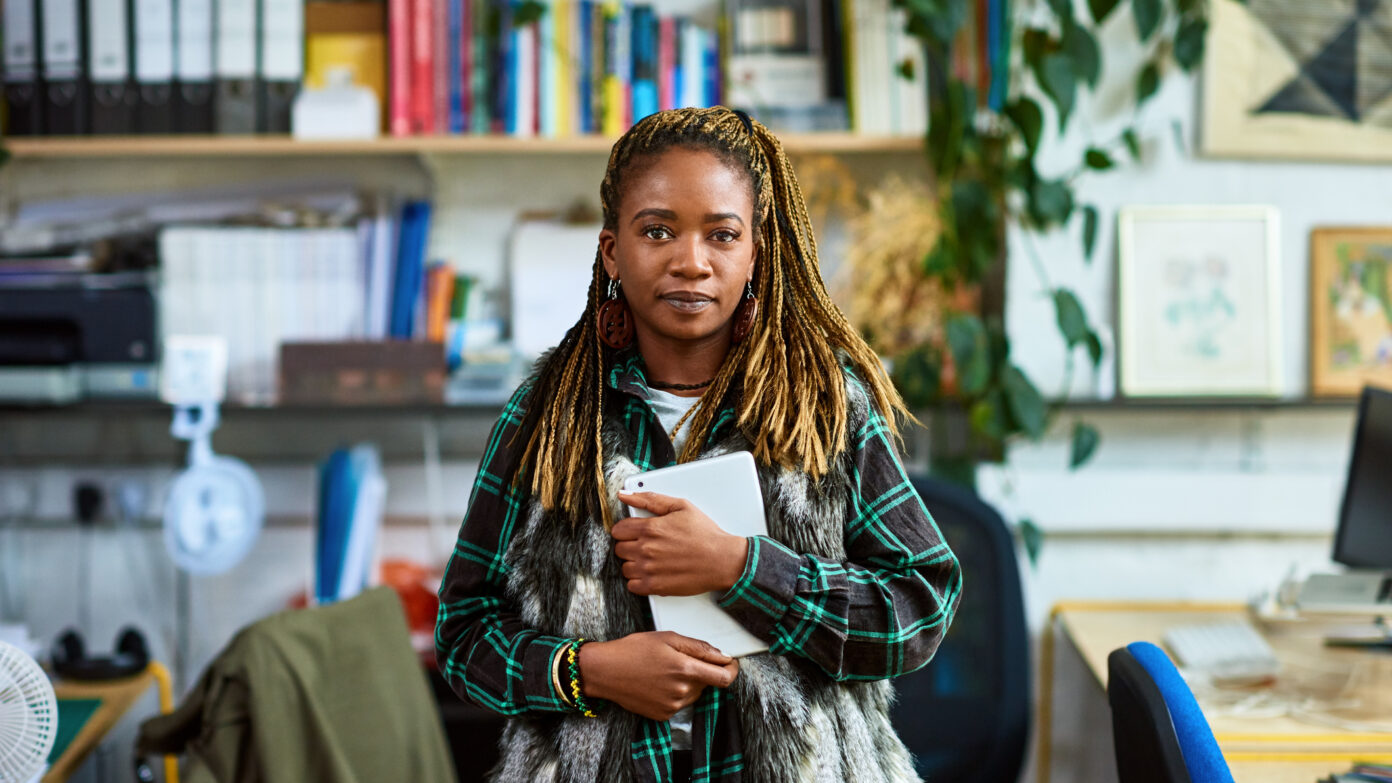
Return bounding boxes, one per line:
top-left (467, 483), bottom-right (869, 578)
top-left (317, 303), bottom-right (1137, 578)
top-left (50, 626), bottom-right (150, 681)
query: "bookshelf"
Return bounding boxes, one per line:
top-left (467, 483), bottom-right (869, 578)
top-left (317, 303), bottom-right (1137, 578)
top-left (2, 132), bottom-right (926, 159)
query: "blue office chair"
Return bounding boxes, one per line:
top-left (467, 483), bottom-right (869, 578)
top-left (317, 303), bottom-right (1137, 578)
top-left (889, 475), bottom-right (1030, 783)
top-left (1108, 641), bottom-right (1235, 783)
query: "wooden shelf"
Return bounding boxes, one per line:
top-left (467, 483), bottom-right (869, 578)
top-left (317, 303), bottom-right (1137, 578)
top-left (1054, 396), bottom-right (1357, 412)
top-left (2, 132), bottom-right (925, 159)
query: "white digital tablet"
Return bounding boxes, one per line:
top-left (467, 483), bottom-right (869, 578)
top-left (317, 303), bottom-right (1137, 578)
top-left (622, 450), bottom-right (770, 657)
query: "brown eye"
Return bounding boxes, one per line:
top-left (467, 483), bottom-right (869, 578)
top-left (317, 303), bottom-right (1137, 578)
top-left (643, 225), bottom-right (672, 240)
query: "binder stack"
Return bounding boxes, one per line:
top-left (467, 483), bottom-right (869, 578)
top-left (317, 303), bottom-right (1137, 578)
top-left (4, 0), bottom-right (45, 135)
top-left (87, 0), bottom-right (136, 133)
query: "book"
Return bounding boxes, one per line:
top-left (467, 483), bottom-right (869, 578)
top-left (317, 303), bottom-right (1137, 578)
top-left (622, 451), bottom-right (770, 658)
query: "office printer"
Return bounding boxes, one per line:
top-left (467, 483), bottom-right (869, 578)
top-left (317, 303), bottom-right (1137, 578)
top-left (0, 272), bottom-right (159, 403)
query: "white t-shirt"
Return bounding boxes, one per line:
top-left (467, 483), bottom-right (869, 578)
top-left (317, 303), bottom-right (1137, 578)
top-left (642, 386), bottom-right (701, 751)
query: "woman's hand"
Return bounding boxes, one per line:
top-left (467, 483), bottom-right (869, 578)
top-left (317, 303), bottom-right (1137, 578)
top-left (578, 631), bottom-right (740, 721)
top-left (612, 491), bottom-right (749, 596)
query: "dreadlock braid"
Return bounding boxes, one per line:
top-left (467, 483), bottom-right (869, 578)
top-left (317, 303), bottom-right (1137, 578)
top-left (517, 106), bottom-right (911, 529)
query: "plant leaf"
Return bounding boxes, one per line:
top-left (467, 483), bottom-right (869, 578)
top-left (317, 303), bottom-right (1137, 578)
top-left (1062, 22), bottom-right (1102, 89)
top-left (1082, 205), bottom-right (1099, 261)
top-left (513, 0), bottom-right (547, 25)
top-left (1174, 18), bottom-right (1208, 71)
top-left (1070, 422), bottom-right (1101, 469)
top-left (1122, 127), bottom-right (1142, 161)
top-left (1030, 178), bottom-right (1074, 226)
top-left (1018, 517), bottom-right (1044, 568)
top-left (1040, 54), bottom-right (1077, 129)
top-left (1002, 364), bottom-right (1048, 439)
top-left (1053, 288), bottom-right (1090, 346)
top-left (1132, 0), bottom-right (1162, 42)
top-left (1005, 98), bottom-right (1044, 154)
top-left (946, 315), bottom-right (992, 396)
top-left (922, 240), bottom-right (957, 277)
top-left (1022, 28), bottom-right (1050, 72)
top-left (1136, 61), bottom-right (1160, 106)
top-left (1087, 0), bottom-right (1122, 24)
top-left (969, 391), bottom-right (1010, 440)
top-left (1047, 0), bottom-right (1072, 18)
top-left (1084, 147), bottom-right (1114, 170)
top-left (890, 343), bottom-right (943, 409)
top-left (1085, 330), bottom-right (1104, 367)
top-left (928, 80), bottom-right (969, 180)
top-left (897, 57), bottom-right (916, 80)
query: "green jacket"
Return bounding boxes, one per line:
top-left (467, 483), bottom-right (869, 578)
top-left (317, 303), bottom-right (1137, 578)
top-left (138, 587), bottom-right (456, 783)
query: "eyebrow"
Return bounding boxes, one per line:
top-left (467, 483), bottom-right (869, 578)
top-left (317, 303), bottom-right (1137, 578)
top-left (630, 208), bottom-right (745, 227)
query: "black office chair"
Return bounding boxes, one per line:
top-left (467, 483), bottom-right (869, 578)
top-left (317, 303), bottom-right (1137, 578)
top-left (889, 475), bottom-right (1030, 783)
top-left (1108, 642), bottom-right (1235, 783)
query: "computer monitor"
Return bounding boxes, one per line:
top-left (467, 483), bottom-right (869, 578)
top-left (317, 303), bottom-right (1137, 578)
top-left (1333, 386), bottom-right (1392, 570)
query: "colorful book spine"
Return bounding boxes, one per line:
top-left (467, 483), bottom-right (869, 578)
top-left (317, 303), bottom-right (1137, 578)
top-left (388, 0), bottom-right (412, 135)
top-left (471, 0), bottom-right (491, 132)
top-left (490, 0), bottom-right (510, 133)
top-left (409, 0), bottom-right (435, 132)
top-left (657, 15), bottom-right (674, 112)
top-left (434, 0), bottom-right (450, 131)
top-left (600, 1), bottom-right (622, 136)
top-left (553, 0), bottom-right (573, 136)
top-left (576, 1), bottom-right (593, 134)
top-left (539, 0), bottom-right (556, 137)
top-left (448, 0), bottom-right (465, 131)
top-left (464, 0), bottom-right (476, 129)
top-left (630, 4), bottom-right (656, 123)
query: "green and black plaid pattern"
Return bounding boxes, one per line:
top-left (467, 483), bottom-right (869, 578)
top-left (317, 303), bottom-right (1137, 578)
top-left (437, 354), bottom-right (961, 782)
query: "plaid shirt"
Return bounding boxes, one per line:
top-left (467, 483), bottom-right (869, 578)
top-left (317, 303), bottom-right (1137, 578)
top-left (436, 352), bottom-right (962, 782)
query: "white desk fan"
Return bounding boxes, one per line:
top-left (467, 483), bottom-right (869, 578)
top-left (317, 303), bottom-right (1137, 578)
top-left (0, 641), bottom-right (57, 783)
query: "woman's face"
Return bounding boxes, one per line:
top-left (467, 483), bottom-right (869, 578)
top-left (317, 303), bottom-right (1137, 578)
top-left (599, 147), bottom-right (757, 351)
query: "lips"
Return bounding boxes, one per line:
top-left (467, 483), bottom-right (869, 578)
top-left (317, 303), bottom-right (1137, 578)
top-left (660, 291), bottom-right (715, 313)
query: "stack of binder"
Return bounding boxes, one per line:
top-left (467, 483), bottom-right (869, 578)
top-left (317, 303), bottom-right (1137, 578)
top-left (314, 443), bottom-right (387, 605)
top-left (1, 0), bottom-right (303, 135)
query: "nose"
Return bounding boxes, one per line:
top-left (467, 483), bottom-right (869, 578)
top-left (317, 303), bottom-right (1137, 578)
top-left (669, 234), bottom-right (712, 278)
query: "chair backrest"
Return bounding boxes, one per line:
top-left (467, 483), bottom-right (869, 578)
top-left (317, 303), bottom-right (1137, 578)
top-left (889, 475), bottom-right (1030, 783)
top-left (1108, 641), bottom-right (1235, 783)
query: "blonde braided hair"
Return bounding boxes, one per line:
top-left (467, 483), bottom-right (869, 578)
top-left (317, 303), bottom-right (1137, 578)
top-left (517, 107), bottom-right (910, 527)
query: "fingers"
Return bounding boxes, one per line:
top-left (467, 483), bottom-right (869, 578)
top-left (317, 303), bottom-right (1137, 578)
top-left (610, 518), bottom-right (645, 541)
top-left (617, 490), bottom-right (687, 515)
top-left (687, 658), bottom-right (739, 689)
top-left (663, 632), bottom-right (733, 664)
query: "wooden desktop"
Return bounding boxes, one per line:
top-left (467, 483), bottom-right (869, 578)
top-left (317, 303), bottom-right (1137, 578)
top-left (1040, 601), bottom-right (1392, 783)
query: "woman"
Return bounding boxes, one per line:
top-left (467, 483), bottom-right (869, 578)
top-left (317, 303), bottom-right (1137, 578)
top-left (436, 106), bottom-right (962, 783)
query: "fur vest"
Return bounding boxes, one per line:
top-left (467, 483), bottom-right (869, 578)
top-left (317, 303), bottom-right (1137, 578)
top-left (489, 376), bottom-right (922, 783)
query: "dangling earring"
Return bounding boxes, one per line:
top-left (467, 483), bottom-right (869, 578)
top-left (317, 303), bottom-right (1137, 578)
top-left (597, 277), bottom-right (635, 349)
top-left (731, 281), bottom-right (758, 345)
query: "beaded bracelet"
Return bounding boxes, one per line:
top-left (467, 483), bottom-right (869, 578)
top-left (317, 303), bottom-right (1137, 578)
top-left (566, 638), bottom-right (600, 718)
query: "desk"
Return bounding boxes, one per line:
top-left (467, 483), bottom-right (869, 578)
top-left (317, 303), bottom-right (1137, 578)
top-left (46, 663), bottom-right (178, 783)
top-left (1039, 601), bottom-right (1392, 783)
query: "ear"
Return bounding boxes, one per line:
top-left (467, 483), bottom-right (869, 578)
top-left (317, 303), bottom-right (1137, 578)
top-left (599, 228), bottom-right (619, 280)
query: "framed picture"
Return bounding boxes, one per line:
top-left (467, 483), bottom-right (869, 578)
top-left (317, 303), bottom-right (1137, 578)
top-left (1309, 228), bottom-right (1392, 398)
top-left (1201, 0), bottom-right (1392, 163)
top-left (1118, 205), bottom-right (1283, 397)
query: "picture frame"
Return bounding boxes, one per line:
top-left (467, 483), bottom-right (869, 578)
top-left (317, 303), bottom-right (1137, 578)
top-left (1118, 205), bottom-right (1283, 398)
top-left (1201, 0), bottom-right (1392, 163)
top-left (1309, 228), bottom-right (1392, 398)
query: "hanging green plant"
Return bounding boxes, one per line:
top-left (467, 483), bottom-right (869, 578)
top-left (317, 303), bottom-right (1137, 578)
top-left (871, 0), bottom-right (1218, 487)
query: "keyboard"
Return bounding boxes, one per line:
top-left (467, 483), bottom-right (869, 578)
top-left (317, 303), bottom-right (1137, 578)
top-left (1162, 621), bottom-right (1280, 685)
